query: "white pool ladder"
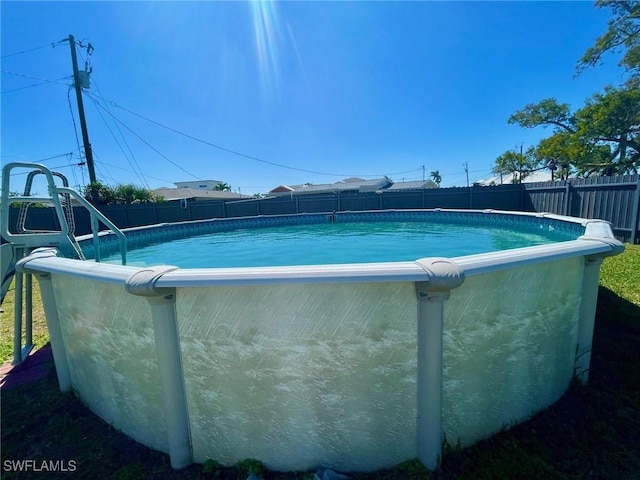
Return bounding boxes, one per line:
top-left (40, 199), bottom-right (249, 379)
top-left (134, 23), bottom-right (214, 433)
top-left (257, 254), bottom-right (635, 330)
top-left (1, 162), bottom-right (127, 364)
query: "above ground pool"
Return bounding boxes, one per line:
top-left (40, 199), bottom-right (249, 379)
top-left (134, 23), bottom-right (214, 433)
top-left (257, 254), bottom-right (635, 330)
top-left (17, 209), bottom-right (624, 472)
top-left (103, 216), bottom-right (577, 268)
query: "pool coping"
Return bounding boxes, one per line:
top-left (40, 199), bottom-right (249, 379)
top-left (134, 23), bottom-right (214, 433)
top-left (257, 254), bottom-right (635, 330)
top-left (73, 208), bottom-right (594, 263)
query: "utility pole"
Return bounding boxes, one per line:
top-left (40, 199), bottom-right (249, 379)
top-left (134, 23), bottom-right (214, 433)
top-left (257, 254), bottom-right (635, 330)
top-left (67, 34), bottom-right (96, 184)
top-left (463, 162), bottom-right (469, 187)
top-left (516, 142), bottom-right (524, 183)
top-left (422, 165), bottom-right (425, 182)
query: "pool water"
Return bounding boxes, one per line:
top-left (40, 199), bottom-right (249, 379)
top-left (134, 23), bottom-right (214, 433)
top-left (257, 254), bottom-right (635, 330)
top-left (106, 222), bottom-right (570, 268)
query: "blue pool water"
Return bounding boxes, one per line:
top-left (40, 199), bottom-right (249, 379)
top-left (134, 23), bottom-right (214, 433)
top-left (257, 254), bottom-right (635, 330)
top-left (105, 221), bottom-right (570, 268)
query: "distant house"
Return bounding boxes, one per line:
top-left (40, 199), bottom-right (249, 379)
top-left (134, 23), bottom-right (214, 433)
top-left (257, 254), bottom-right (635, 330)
top-left (152, 187), bottom-right (250, 201)
top-left (475, 171), bottom-right (556, 186)
top-left (384, 180), bottom-right (438, 191)
top-left (268, 177), bottom-right (393, 196)
top-left (173, 180), bottom-right (222, 190)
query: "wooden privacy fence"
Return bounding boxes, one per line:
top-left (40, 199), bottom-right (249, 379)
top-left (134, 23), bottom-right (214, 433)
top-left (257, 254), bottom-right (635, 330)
top-left (6, 174), bottom-right (640, 243)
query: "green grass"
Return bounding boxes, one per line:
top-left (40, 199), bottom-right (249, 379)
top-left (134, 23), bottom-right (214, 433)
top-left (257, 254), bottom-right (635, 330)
top-left (1, 245), bottom-right (639, 479)
top-left (0, 278), bottom-right (48, 364)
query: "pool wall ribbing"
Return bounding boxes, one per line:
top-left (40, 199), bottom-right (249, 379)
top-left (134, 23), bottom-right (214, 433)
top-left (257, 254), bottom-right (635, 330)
top-left (18, 210), bottom-right (623, 471)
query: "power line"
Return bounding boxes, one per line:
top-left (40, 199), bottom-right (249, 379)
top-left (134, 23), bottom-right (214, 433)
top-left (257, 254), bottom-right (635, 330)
top-left (87, 94), bottom-right (150, 189)
top-left (88, 93), bottom-right (423, 179)
top-left (88, 99), bottom-right (201, 180)
top-left (64, 152), bottom-right (80, 187)
top-left (7, 163), bottom-right (79, 178)
top-left (1, 76), bottom-right (71, 94)
top-left (1, 70), bottom-right (70, 86)
top-left (92, 151), bottom-right (121, 185)
top-left (1, 42), bottom-right (62, 59)
top-left (35, 150), bottom-right (81, 163)
top-left (67, 87), bottom-right (85, 168)
top-left (80, 62), bottom-right (151, 190)
top-left (93, 158), bottom-right (177, 184)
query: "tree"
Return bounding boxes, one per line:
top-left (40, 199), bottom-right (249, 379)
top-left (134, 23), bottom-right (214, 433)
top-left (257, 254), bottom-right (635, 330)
top-left (214, 182), bottom-right (231, 192)
top-left (534, 132), bottom-right (582, 180)
top-left (83, 181), bottom-right (162, 205)
top-left (430, 170), bottom-right (442, 186)
top-left (499, 1), bottom-right (640, 178)
top-left (508, 89), bottom-right (639, 175)
top-left (83, 181), bottom-right (115, 205)
top-left (492, 147), bottom-right (541, 183)
top-left (577, 0), bottom-right (640, 83)
top-left (112, 184), bottom-right (162, 204)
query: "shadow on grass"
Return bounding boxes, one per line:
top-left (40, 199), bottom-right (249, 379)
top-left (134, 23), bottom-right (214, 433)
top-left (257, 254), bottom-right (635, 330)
top-left (1, 286), bottom-right (639, 480)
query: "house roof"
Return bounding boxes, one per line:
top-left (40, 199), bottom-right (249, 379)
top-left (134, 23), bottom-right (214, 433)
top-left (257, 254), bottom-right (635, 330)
top-left (152, 187), bottom-right (251, 201)
top-left (268, 177), bottom-right (392, 196)
top-left (474, 170), bottom-right (555, 186)
top-left (174, 180), bottom-right (221, 184)
top-left (385, 180), bottom-right (438, 191)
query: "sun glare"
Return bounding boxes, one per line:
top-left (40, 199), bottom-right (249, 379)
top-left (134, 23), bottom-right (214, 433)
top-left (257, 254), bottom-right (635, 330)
top-left (250, 1), bottom-right (282, 99)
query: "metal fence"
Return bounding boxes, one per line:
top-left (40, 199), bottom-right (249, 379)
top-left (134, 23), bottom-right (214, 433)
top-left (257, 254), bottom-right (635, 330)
top-left (7, 175), bottom-right (640, 243)
top-left (524, 174), bottom-right (640, 243)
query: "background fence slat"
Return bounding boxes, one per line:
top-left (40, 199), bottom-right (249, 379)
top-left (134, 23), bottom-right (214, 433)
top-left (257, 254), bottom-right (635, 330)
top-left (6, 174), bottom-right (639, 243)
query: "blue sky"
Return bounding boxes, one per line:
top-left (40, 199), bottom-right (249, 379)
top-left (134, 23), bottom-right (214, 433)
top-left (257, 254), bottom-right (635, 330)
top-left (1, 1), bottom-right (627, 195)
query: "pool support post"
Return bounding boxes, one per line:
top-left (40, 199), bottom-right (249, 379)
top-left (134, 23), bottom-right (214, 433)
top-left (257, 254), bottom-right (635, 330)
top-left (414, 258), bottom-right (465, 470)
top-left (574, 256), bottom-right (603, 383)
top-left (125, 266), bottom-right (193, 470)
top-left (38, 271), bottom-right (72, 391)
top-left (13, 249), bottom-right (24, 365)
top-left (16, 248), bottom-right (72, 390)
top-left (576, 228), bottom-right (625, 383)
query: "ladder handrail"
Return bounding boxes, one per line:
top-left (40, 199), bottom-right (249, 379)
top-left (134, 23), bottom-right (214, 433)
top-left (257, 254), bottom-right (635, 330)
top-left (2, 161), bottom-right (128, 365)
top-left (1, 162), bottom-right (126, 264)
top-left (57, 187), bottom-right (127, 264)
top-left (2, 163), bottom-right (71, 243)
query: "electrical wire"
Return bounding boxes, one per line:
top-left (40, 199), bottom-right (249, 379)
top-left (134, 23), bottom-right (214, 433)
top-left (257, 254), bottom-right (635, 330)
top-left (78, 51), bottom-right (151, 189)
top-left (1, 42), bottom-right (62, 59)
top-left (65, 152), bottom-right (79, 187)
top-left (33, 150), bottom-right (81, 163)
top-left (66, 87), bottom-right (85, 166)
top-left (93, 154), bottom-right (120, 185)
top-left (86, 92), bottom-right (424, 179)
top-left (78, 45), bottom-right (145, 187)
top-left (7, 163), bottom-right (78, 177)
top-left (1, 76), bottom-right (71, 95)
top-left (87, 99), bottom-right (202, 180)
top-left (93, 158), bottom-right (178, 184)
top-left (1, 70), bottom-right (70, 86)
top-left (87, 95), bottom-right (150, 189)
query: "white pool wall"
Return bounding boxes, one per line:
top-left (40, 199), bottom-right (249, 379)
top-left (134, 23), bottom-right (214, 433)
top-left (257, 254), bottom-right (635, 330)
top-left (17, 210), bottom-right (624, 472)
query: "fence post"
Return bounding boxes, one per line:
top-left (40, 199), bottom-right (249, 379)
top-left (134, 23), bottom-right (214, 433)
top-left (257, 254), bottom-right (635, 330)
top-left (630, 178), bottom-right (640, 244)
top-left (563, 182), bottom-right (571, 216)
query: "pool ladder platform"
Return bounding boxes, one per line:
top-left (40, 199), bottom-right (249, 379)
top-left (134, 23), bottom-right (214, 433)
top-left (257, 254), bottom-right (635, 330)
top-left (1, 162), bottom-right (127, 365)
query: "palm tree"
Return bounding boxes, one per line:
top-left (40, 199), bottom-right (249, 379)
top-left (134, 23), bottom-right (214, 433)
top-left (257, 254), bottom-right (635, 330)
top-left (213, 182), bottom-right (232, 192)
top-left (430, 170), bottom-right (442, 186)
